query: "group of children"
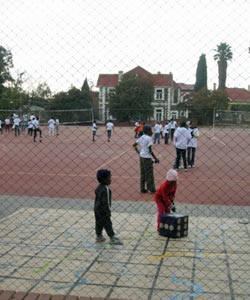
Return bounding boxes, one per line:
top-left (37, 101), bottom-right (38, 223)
top-left (94, 166), bottom-right (178, 244)
top-left (92, 120), bottom-right (114, 142)
top-left (0, 114), bottom-right (60, 142)
top-left (93, 123), bottom-right (183, 245)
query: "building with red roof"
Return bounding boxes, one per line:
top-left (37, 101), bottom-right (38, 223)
top-left (97, 66), bottom-right (191, 121)
top-left (226, 87), bottom-right (250, 105)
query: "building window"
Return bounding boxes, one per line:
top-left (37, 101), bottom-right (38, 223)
top-left (171, 112), bottom-right (177, 119)
top-left (173, 89), bottom-right (179, 104)
top-left (156, 109), bottom-right (162, 121)
top-left (155, 89), bottom-right (163, 100)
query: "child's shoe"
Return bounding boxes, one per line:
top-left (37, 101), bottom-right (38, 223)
top-left (96, 235), bottom-right (106, 243)
top-left (110, 236), bottom-right (123, 245)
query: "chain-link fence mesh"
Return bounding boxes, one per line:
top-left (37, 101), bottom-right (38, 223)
top-left (0, 1), bottom-right (250, 299)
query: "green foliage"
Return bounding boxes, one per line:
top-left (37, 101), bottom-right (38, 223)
top-left (109, 74), bottom-right (154, 121)
top-left (183, 88), bottom-right (229, 125)
top-left (214, 42), bottom-right (233, 90)
top-left (81, 78), bottom-right (92, 109)
top-left (0, 45), bottom-right (13, 91)
top-left (50, 82), bottom-right (92, 110)
top-left (194, 54), bottom-right (207, 92)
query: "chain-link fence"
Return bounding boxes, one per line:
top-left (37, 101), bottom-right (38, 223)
top-left (1, 0), bottom-right (250, 299)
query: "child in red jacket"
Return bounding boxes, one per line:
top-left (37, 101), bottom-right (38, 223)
top-left (154, 169), bottom-right (178, 231)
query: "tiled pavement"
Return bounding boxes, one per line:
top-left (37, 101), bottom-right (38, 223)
top-left (0, 197), bottom-right (249, 299)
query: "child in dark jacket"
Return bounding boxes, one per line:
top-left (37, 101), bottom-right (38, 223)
top-left (94, 169), bottom-right (123, 245)
top-left (154, 169), bottom-right (178, 231)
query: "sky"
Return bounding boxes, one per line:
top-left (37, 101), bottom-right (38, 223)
top-left (0, 0), bottom-right (250, 93)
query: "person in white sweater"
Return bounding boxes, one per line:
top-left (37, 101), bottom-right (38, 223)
top-left (187, 121), bottom-right (200, 167)
top-left (173, 121), bottom-right (192, 171)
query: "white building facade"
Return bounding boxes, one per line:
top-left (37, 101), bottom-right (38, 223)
top-left (97, 66), bottom-right (192, 121)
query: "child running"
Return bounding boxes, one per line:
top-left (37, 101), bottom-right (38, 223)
top-left (94, 169), bottom-right (123, 245)
top-left (154, 169), bottom-right (178, 231)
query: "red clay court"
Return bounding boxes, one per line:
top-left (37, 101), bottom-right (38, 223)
top-left (0, 125), bottom-right (249, 206)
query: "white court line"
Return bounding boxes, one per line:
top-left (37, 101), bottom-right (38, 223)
top-left (211, 136), bottom-right (226, 146)
top-left (95, 149), bottom-right (131, 171)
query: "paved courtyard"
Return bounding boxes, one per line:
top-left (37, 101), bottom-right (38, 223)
top-left (0, 196), bottom-right (249, 299)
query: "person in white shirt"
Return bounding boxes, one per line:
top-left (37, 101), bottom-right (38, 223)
top-left (187, 121), bottom-right (200, 168)
top-left (55, 119), bottom-right (60, 136)
top-left (4, 117), bottom-right (11, 133)
top-left (106, 120), bottom-right (114, 142)
top-left (153, 121), bottom-right (161, 144)
top-left (28, 120), bottom-right (33, 136)
top-left (159, 122), bottom-right (164, 139)
top-left (32, 117), bottom-right (42, 142)
top-left (170, 119), bottom-right (177, 142)
top-left (163, 120), bottom-right (170, 144)
top-left (48, 118), bottom-right (56, 136)
top-left (13, 116), bottom-right (21, 136)
top-left (92, 120), bottom-right (97, 142)
top-left (133, 125), bottom-right (159, 193)
top-left (173, 121), bottom-right (192, 171)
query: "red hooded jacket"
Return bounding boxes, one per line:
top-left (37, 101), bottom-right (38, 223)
top-left (154, 180), bottom-right (177, 211)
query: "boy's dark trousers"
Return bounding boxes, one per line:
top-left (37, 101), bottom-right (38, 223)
top-left (95, 212), bottom-right (115, 237)
top-left (164, 133), bottom-right (169, 144)
top-left (107, 130), bottom-right (111, 141)
top-left (187, 147), bottom-right (196, 166)
top-left (33, 128), bottom-right (42, 142)
top-left (174, 148), bottom-right (187, 169)
top-left (170, 129), bottom-right (175, 141)
top-left (14, 126), bottom-right (20, 136)
top-left (28, 128), bottom-right (33, 136)
top-left (140, 157), bottom-right (155, 192)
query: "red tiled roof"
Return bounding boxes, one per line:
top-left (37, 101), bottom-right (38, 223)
top-left (97, 74), bottom-right (118, 87)
top-left (226, 88), bottom-right (250, 103)
top-left (152, 74), bottom-right (173, 86)
top-left (97, 66), bottom-right (175, 87)
top-left (125, 66), bottom-right (152, 79)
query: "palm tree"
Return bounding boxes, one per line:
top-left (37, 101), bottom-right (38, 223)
top-left (214, 43), bottom-right (233, 90)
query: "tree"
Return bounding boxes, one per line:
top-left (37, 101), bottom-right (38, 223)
top-left (109, 74), bottom-right (154, 122)
top-left (194, 54), bottom-right (207, 92)
top-left (214, 42), bottom-right (233, 90)
top-left (0, 46), bottom-right (13, 92)
top-left (182, 88), bottom-right (229, 125)
top-left (81, 78), bottom-right (92, 109)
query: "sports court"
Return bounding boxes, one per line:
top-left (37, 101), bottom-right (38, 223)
top-left (0, 125), bottom-right (250, 299)
top-left (1, 196), bottom-right (249, 299)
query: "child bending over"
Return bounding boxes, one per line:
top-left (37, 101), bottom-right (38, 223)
top-left (154, 169), bottom-right (178, 231)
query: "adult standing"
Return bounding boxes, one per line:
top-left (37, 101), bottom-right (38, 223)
top-left (106, 120), bottom-right (114, 142)
top-left (133, 125), bottom-right (159, 194)
top-left (173, 121), bottom-right (191, 171)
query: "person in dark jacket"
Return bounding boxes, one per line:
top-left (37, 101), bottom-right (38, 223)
top-left (94, 169), bottom-right (123, 245)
